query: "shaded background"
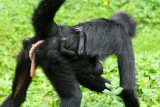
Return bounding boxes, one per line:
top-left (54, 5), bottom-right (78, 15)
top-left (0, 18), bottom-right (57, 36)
top-left (0, 0), bottom-right (160, 106)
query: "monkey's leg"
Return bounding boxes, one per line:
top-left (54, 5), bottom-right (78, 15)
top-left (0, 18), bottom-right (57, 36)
top-left (1, 51), bottom-right (32, 107)
top-left (44, 62), bottom-right (82, 107)
top-left (118, 53), bottom-right (139, 107)
top-left (117, 53), bottom-right (140, 107)
top-left (76, 74), bottom-right (110, 93)
top-left (60, 38), bottom-right (78, 59)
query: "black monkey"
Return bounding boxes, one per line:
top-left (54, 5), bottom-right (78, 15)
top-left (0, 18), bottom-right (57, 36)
top-left (60, 26), bottom-right (103, 76)
top-left (1, 0), bottom-right (140, 107)
top-left (61, 26), bottom-right (85, 56)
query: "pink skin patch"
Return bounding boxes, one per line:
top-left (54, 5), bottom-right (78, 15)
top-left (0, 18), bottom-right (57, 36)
top-left (29, 40), bottom-right (45, 78)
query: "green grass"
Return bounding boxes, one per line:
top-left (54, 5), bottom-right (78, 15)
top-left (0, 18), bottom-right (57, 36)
top-left (0, 0), bottom-right (160, 107)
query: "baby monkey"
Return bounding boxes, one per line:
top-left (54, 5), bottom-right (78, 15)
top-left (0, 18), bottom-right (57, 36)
top-left (60, 26), bottom-right (103, 77)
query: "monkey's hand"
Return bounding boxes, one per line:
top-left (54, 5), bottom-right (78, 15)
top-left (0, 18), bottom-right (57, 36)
top-left (60, 37), bottom-right (77, 56)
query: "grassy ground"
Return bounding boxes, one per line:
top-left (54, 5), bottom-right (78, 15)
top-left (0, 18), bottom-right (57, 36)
top-left (0, 0), bottom-right (160, 107)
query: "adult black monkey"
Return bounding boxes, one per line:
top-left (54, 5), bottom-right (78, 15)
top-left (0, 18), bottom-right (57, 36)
top-left (1, 0), bottom-right (140, 107)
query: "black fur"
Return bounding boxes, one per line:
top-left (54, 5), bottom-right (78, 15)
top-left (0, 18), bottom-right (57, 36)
top-left (1, 0), bottom-right (139, 107)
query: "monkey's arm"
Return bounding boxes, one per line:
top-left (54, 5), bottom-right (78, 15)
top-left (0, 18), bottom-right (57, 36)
top-left (75, 26), bottom-right (85, 55)
top-left (60, 26), bottom-right (85, 56)
top-left (60, 38), bottom-right (77, 56)
top-left (61, 26), bottom-right (85, 55)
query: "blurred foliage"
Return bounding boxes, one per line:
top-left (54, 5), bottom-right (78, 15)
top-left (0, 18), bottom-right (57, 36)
top-left (102, 83), bottom-right (123, 107)
top-left (0, 0), bottom-right (160, 107)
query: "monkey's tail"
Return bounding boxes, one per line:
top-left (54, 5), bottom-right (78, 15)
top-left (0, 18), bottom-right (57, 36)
top-left (32, 0), bottom-right (65, 39)
top-left (109, 12), bottom-right (137, 37)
